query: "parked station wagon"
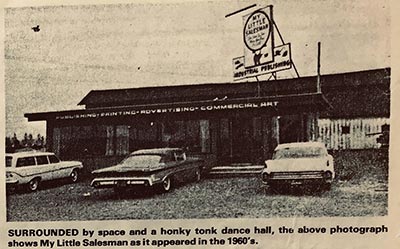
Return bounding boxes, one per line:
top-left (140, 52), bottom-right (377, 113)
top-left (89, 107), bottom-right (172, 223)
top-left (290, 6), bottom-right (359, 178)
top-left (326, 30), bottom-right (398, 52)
top-left (91, 148), bottom-right (204, 193)
top-left (6, 150), bottom-right (83, 191)
top-left (261, 142), bottom-right (335, 191)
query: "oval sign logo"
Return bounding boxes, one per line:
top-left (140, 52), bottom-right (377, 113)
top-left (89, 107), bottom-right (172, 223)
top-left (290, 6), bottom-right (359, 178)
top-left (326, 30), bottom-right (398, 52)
top-left (243, 10), bottom-right (271, 51)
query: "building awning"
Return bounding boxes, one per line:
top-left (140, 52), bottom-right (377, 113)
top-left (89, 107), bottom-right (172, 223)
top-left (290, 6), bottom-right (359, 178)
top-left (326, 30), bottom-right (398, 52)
top-left (25, 93), bottom-right (331, 122)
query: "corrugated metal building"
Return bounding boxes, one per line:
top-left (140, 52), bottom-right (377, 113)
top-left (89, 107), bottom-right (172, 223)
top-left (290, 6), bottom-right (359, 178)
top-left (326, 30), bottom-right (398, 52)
top-left (317, 68), bottom-right (390, 149)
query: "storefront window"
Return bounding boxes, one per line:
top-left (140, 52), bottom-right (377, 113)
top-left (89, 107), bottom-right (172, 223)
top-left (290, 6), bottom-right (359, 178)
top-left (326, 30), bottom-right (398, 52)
top-left (105, 126), bottom-right (114, 156)
top-left (53, 119), bottom-right (211, 158)
top-left (92, 125), bottom-right (108, 156)
top-left (167, 121), bottom-right (186, 148)
top-left (200, 120), bottom-right (210, 153)
top-left (116, 125), bottom-right (129, 155)
top-left (54, 125), bottom-right (113, 157)
top-left (162, 120), bottom-right (210, 153)
top-left (186, 120), bottom-right (200, 151)
top-left (129, 121), bottom-right (159, 151)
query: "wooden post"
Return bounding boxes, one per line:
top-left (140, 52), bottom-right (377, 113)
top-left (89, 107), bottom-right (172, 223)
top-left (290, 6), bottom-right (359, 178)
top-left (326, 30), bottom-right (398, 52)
top-left (317, 42), bottom-right (321, 93)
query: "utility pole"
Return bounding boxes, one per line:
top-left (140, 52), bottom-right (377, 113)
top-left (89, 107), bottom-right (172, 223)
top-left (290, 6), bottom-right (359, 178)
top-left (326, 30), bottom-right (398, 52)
top-left (317, 42), bottom-right (321, 93)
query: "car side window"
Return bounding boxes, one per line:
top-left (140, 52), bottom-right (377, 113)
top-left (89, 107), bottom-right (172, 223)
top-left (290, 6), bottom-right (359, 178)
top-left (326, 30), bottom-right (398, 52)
top-left (36, 156), bottom-right (49, 165)
top-left (48, 155), bottom-right (61, 164)
top-left (161, 154), bottom-right (174, 163)
top-left (6, 156), bottom-right (13, 167)
top-left (16, 157), bottom-right (36, 167)
top-left (174, 152), bottom-right (186, 161)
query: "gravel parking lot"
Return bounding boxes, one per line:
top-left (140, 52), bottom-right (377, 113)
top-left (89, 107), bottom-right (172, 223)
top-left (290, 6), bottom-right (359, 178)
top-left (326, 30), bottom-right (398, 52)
top-left (6, 176), bottom-right (387, 222)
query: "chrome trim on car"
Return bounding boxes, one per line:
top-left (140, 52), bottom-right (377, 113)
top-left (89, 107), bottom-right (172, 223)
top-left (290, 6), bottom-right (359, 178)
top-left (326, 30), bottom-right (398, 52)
top-left (269, 171), bottom-right (325, 180)
top-left (6, 179), bottom-right (19, 184)
top-left (91, 176), bottom-right (154, 187)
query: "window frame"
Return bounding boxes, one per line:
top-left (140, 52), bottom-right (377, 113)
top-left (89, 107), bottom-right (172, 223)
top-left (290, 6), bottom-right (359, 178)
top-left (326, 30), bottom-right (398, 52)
top-left (16, 156), bottom-right (37, 168)
top-left (48, 155), bottom-right (61, 164)
top-left (35, 155), bottom-right (50, 165)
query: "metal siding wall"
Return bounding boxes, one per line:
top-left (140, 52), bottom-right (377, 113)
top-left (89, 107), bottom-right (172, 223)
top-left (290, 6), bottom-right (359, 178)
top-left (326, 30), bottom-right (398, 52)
top-left (318, 118), bottom-right (390, 150)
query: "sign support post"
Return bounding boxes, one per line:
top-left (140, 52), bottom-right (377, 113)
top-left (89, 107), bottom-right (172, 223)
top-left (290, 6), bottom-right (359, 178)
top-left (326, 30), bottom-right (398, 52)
top-left (317, 42), bottom-right (321, 93)
top-left (272, 19), bottom-right (300, 78)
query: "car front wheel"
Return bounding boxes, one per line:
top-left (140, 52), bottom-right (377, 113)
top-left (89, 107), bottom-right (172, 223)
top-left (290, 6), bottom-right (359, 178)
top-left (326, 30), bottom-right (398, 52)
top-left (28, 178), bottom-right (40, 192)
top-left (70, 169), bottom-right (79, 183)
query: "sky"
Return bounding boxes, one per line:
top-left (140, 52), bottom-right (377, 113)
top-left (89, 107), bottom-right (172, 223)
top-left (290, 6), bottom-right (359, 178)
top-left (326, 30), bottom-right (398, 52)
top-left (3, 0), bottom-right (391, 138)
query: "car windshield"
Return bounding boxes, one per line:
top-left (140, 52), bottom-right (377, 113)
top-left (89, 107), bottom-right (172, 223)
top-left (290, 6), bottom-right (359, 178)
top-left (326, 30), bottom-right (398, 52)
top-left (119, 155), bottom-right (162, 169)
top-left (273, 147), bottom-right (325, 159)
top-left (6, 156), bottom-right (12, 167)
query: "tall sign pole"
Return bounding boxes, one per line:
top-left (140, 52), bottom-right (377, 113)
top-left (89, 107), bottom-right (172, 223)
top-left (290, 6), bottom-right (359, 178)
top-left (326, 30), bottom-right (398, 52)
top-left (270, 5), bottom-right (275, 58)
top-left (317, 42), bottom-right (321, 93)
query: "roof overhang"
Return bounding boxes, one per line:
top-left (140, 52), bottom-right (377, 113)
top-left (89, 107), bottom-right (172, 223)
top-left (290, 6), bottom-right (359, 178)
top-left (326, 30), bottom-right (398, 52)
top-left (25, 93), bottom-right (331, 122)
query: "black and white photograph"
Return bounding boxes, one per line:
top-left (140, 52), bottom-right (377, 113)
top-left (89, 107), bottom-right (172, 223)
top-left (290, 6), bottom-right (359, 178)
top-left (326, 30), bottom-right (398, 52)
top-left (3, 0), bottom-right (392, 227)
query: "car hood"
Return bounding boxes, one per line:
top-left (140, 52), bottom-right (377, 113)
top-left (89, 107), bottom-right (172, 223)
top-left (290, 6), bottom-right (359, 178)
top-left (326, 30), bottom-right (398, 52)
top-left (264, 158), bottom-right (328, 173)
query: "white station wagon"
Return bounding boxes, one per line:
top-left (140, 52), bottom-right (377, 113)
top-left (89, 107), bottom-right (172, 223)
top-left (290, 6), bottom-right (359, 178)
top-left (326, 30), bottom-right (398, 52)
top-left (6, 150), bottom-right (83, 191)
top-left (261, 142), bottom-right (335, 191)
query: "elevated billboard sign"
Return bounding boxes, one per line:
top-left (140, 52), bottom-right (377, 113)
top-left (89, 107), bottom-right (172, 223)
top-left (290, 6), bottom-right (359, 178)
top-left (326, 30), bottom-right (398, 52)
top-left (233, 43), bottom-right (292, 81)
top-left (242, 6), bottom-right (274, 68)
top-left (232, 5), bottom-right (294, 80)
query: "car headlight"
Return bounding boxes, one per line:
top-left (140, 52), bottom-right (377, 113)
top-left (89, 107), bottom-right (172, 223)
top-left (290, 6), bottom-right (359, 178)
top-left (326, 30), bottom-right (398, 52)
top-left (150, 174), bottom-right (158, 182)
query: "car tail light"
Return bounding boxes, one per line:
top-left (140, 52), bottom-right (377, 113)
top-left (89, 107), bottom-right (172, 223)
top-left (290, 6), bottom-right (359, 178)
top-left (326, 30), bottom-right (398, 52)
top-left (6, 172), bottom-right (13, 178)
top-left (262, 172), bottom-right (270, 182)
top-left (324, 171), bottom-right (332, 179)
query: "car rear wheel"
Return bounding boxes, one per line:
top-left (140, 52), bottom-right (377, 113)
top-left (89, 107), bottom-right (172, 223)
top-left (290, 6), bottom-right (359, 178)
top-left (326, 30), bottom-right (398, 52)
top-left (114, 187), bottom-right (127, 196)
top-left (161, 177), bottom-right (171, 192)
top-left (27, 178), bottom-right (40, 192)
top-left (70, 169), bottom-right (79, 183)
top-left (321, 183), bottom-right (331, 191)
top-left (269, 183), bottom-right (287, 194)
top-left (195, 168), bottom-right (201, 182)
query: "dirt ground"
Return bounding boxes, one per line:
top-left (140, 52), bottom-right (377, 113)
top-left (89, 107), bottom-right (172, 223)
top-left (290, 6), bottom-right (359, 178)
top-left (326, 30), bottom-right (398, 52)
top-left (6, 176), bottom-right (387, 221)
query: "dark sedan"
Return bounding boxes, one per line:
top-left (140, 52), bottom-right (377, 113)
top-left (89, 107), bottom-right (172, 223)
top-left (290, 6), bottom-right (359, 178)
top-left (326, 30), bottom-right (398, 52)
top-left (91, 148), bottom-right (203, 193)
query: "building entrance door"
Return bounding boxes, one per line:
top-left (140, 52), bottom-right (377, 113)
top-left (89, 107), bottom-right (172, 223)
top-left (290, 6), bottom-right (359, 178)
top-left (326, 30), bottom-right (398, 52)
top-left (231, 118), bottom-right (253, 163)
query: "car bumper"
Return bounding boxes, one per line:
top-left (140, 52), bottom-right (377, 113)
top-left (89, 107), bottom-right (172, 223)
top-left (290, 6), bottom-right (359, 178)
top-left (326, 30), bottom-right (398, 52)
top-left (91, 177), bottom-right (156, 189)
top-left (6, 179), bottom-right (20, 188)
top-left (262, 171), bottom-right (333, 185)
top-left (6, 179), bottom-right (19, 184)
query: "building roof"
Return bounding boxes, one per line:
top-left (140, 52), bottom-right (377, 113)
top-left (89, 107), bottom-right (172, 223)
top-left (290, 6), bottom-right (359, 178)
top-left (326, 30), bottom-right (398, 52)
top-left (78, 76), bottom-right (319, 108)
top-left (319, 68), bottom-right (390, 118)
top-left (24, 68), bottom-right (390, 122)
top-left (77, 68), bottom-right (390, 118)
